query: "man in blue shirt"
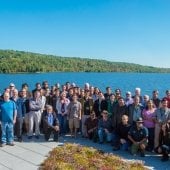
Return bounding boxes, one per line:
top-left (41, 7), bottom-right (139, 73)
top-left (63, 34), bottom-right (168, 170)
top-left (0, 92), bottom-right (17, 147)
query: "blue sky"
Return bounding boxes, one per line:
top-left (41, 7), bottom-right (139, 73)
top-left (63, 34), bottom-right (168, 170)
top-left (0, 0), bottom-right (170, 67)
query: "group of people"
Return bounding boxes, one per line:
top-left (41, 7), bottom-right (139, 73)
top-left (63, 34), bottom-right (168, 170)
top-left (0, 81), bottom-right (170, 162)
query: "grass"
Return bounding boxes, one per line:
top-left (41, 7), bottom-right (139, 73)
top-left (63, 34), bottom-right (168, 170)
top-left (40, 143), bottom-right (148, 170)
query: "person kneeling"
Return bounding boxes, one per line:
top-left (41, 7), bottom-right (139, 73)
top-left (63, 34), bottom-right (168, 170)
top-left (160, 121), bottom-right (170, 161)
top-left (112, 115), bottom-right (131, 151)
top-left (84, 111), bottom-right (98, 142)
top-left (43, 105), bottom-right (59, 142)
top-left (98, 110), bottom-right (113, 144)
top-left (128, 117), bottom-right (148, 157)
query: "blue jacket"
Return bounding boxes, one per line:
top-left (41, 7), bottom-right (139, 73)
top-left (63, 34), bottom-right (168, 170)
top-left (0, 100), bottom-right (16, 123)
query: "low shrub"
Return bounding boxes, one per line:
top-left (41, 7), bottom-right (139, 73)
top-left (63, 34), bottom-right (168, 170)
top-left (40, 143), bottom-right (148, 170)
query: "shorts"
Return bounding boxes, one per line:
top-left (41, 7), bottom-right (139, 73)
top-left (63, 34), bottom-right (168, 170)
top-left (69, 118), bottom-right (80, 129)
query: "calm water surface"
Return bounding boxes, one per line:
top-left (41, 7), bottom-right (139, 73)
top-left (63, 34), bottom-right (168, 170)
top-left (0, 72), bottom-right (170, 98)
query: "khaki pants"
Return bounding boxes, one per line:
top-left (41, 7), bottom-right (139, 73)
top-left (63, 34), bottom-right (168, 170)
top-left (28, 111), bottom-right (41, 136)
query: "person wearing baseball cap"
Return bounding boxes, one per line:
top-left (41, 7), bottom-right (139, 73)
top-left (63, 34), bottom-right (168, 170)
top-left (9, 83), bottom-right (16, 97)
top-left (128, 117), bottom-right (148, 157)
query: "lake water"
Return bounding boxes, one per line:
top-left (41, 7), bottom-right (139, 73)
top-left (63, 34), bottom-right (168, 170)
top-left (0, 72), bottom-right (170, 98)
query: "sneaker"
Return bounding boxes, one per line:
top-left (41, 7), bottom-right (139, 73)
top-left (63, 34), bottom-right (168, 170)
top-left (35, 135), bottom-right (39, 139)
top-left (132, 154), bottom-right (137, 156)
top-left (112, 146), bottom-right (120, 151)
top-left (7, 142), bottom-right (15, 146)
top-left (161, 157), bottom-right (169, 162)
top-left (131, 153), bottom-right (137, 156)
top-left (54, 139), bottom-right (59, 142)
top-left (45, 138), bottom-right (49, 141)
top-left (0, 143), bottom-right (6, 147)
top-left (140, 152), bottom-right (145, 157)
top-left (28, 136), bottom-right (33, 139)
top-left (18, 138), bottom-right (23, 142)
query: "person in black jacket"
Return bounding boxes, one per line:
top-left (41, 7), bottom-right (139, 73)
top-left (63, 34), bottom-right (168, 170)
top-left (43, 105), bottom-right (60, 142)
top-left (112, 115), bottom-right (131, 151)
top-left (93, 92), bottom-right (107, 118)
top-left (160, 121), bottom-right (170, 161)
top-left (112, 97), bottom-right (128, 129)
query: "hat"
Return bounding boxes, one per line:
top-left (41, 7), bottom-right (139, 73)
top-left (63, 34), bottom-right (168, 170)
top-left (136, 117), bottom-right (143, 123)
top-left (9, 83), bottom-right (15, 87)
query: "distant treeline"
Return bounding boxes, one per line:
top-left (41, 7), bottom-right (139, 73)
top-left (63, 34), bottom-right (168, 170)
top-left (0, 49), bottom-right (169, 73)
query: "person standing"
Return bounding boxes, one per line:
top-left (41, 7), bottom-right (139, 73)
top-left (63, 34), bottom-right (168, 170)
top-left (93, 91), bottom-right (107, 118)
top-left (133, 87), bottom-right (143, 104)
top-left (125, 91), bottom-right (133, 107)
top-left (152, 90), bottom-right (161, 108)
top-left (154, 98), bottom-right (170, 149)
top-left (56, 92), bottom-right (70, 135)
top-left (67, 94), bottom-right (82, 138)
top-left (79, 90), bottom-right (93, 137)
top-left (128, 96), bottom-right (144, 125)
top-left (9, 83), bottom-right (16, 98)
top-left (142, 100), bottom-right (156, 151)
top-left (51, 88), bottom-right (60, 113)
top-left (0, 92), bottom-right (17, 147)
top-left (28, 90), bottom-right (42, 139)
top-left (107, 94), bottom-right (117, 118)
top-left (104, 87), bottom-right (112, 101)
top-left (112, 97), bottom-right (128, 130)
top-left (15, 89), bottom-right (27, 142)
top-left (164, 90), bottom-right (170, 108)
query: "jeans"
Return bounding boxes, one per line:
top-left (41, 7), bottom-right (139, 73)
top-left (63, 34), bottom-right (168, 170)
top-left (1, 122), bottom-right (14, 144)
top-left (98, 128), bottom-right (112, 143)
top-left (0, 124), bottom-right (2, 143)
top-left (58, 114), bottom-right (68, 134)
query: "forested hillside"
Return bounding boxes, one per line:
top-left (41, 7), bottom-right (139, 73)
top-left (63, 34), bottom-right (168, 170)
top-left (0, 49), bottom-right (169, 73)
